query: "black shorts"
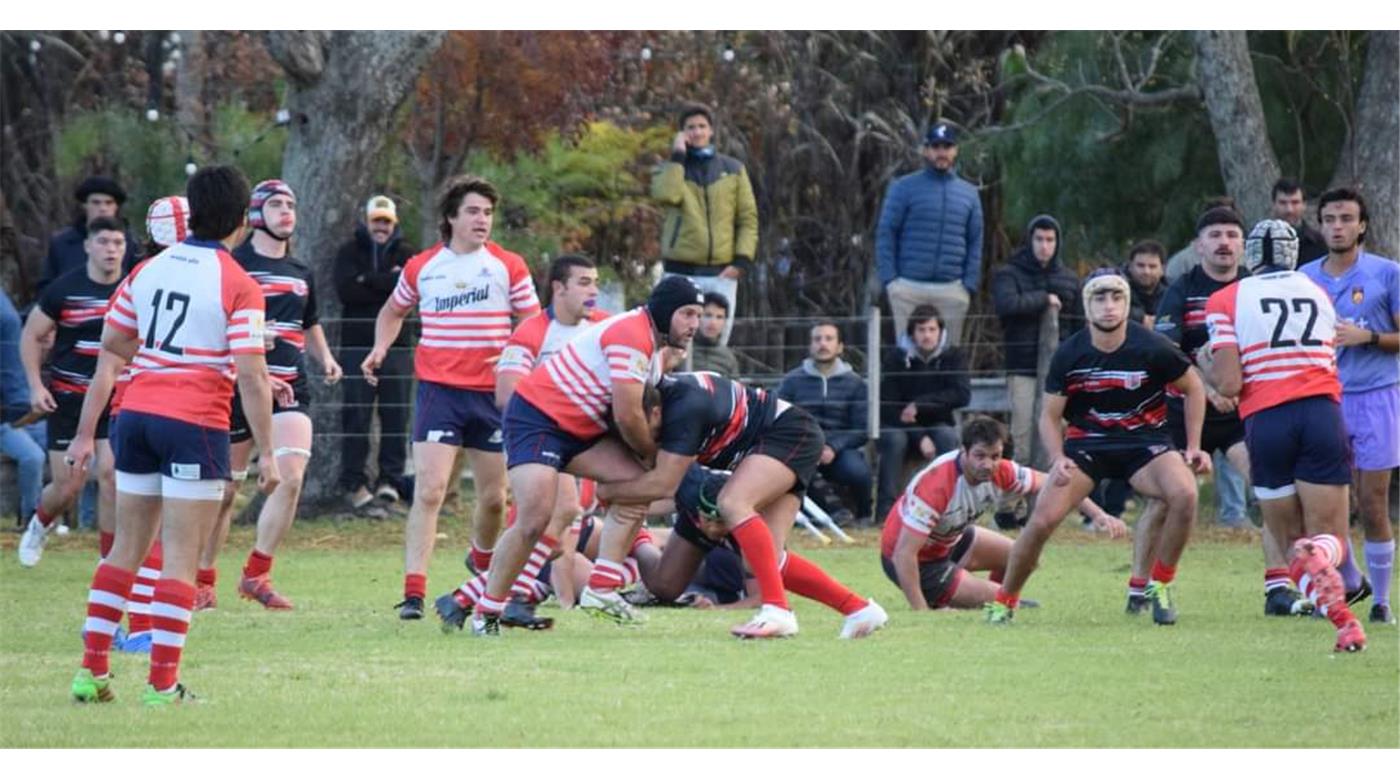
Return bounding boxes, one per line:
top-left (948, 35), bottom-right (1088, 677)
top-left (47, 391), bottom-right (110, 451)
top-left (1168, 407), bottom-right (1245, 455)
top-left (230, 375), bottom-right (311, 443)
top-left (879, 527), bottom-right (975, 608)
top-left (1063, 435), bottom-right (1174, 483)
top-left (749, 405), bottom-right (824, 494)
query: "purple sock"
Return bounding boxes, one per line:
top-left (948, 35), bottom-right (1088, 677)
top-left (1338, 539), bottom-right (1365, 592)
top-left (1364, 540), bottom-right (1394, 607)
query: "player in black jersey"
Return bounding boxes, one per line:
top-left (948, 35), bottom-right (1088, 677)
top-left (597, 372), bottom-right (825, 638)
top-left (199, 180), bottom-right (343, 611)
top-left (17, 217), bottom-right (127, 568)
top-left (1141, 207), bottom-right (1310, 617)
top-left (988, 269), bottom-right (1211, 626)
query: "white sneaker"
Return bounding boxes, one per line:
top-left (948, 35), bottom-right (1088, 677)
top-left (839, 598), bottom-right (888, 639)
top-left (54, 523), bottom-right (71, 536)
top-left (18, 515), bottom-right (50, 567)
top-left (579, 586), bottom-right (647, 625)
top-left (731, 604), bottom-right (799, 639)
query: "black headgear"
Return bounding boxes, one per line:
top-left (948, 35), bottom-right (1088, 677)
top-left (647, 276), bottom-right (704, 339)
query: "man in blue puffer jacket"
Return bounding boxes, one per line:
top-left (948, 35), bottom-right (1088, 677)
top-left (876, 123), bottom-right (984, 346)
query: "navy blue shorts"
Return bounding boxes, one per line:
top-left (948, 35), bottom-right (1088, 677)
top-left (502, 395), bottom-right (599, 470)
top-left (1063, 435), bottom-right (1174, 483)
top-left (1245, 395), bottom-right (1352, 500)
top-left (412, 380), bottom-right (503, 451)
top-left (230, 375), bottom-right (310, 443)
top-left (111, 410), bottom-right (231, 481)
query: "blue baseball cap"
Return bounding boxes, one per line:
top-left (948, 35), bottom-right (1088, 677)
top-left (924, 123), bottom-right (959, 146)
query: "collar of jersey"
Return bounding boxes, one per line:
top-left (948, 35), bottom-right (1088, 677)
top-left (182, 237), bottom-right (225, 250)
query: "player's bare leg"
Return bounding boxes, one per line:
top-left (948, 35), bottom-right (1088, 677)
top-left (240, 412), bottom-right (312, 610)
top-left (20, 449), bottom-right (89, 567)
top-left (1292, 480), bottom-right (1366, 650)
top-left (94, 440), bottom-right (117, 538)
top-left (991, 466), bottom-right (1096, 623)
top-left (1126, 451), bottom-right (1200, 625)
top-left (1128, 498), bottom-right (1164, 613)
top-left (1357, 468), bottom-right (1395, 623)
top-left (567, 439), bottom-right (650, 625)
top-left (715, 455), bottom-right (801, 637)
top-left (465, 447), bottom-right (508, 572)
top-left (1231, 441), bottom-right (1308, 616)
top-left (399, 440), bottom-right (459, 616)
top-left (195, 440), bottom-right (251, 610)
top-left (146, 491), bottom-right (225, 700)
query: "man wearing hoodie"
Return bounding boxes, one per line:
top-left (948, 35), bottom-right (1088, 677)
top-left (777, 321), bottom-right (872, 521)
top-left (876, 123), bottom-right (983, 346)
top-left (875, 304), bottom-right (970, 521)
top-left (333, 195), bottom-right (418, 509)
top-left (652, 103), bottom-right (758, 347)
top-left (38, 176), bottom-right (142, 293)
top-left (991, 215), bottom-right (1082, 464)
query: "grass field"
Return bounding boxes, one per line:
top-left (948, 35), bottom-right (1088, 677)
top-left (1, 519), bottom-right (1396, 748)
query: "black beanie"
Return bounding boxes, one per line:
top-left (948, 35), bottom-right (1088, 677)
top-left (647, 276), bottom-right (704, 333)
top-left (75, 176), bottom-right (127, 205)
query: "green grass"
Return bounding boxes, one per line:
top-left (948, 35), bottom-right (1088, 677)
top-left (1, 521), bottom-right (1396, 748)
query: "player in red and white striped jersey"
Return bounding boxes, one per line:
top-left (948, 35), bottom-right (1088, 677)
top-left (17, 217), bottom-right (127, 569)
top-left (435, 254), bottom-right (609, 630)
top-left (65, 166), bottom-right (282, 705)
top-left (471, 275), bottom-right (703, 634)
top-left (882, 416), bottom-right (1123, 611)
top-left (360, 176), bottom-right (540, 619)
top-left (1204, 219), bottom-right (1366, 652)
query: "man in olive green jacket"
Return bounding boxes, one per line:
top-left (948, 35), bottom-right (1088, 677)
top-left (651, 102), bottom-right (758, 346)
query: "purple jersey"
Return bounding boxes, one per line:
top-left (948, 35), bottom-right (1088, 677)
top-left (1299, 252), bottom-right (1400, 393)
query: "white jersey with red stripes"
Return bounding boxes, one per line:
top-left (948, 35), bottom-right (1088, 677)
top-left (390, 241), bottom-right (539, 390)
top-left (1205, 270), bottom-right (1341, 419)
top-left (515, 307), bottom-right (660, 438)
top-left (879, 451), bottom-right (1041, 562)
top-left (496, 306), bottom-right (611, 380)
top-left (105, 238), bottom-right (266, 429)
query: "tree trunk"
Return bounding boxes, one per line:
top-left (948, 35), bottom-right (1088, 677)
top-left (1330, 30), bottom-right (1398, 260)
top-left (1192, 30), bottom-right (1281, 225)
top-left (174, 31), bottom-right (213, 158)
top-left (266, 31), bottom-right (445, 506)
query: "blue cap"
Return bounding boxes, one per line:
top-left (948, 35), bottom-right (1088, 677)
top-left (924, 123), bottom-right (959, 145)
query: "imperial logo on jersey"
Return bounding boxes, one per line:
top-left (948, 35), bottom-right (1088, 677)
top-left (390, 241), bottom-right (539, 390)
top-left (1205, 270), bottom-right (1342, 419)
top-left (879, 451), bottom-right (1041, 562)
top-left (514, 307), bottom-right (658, 438)
top-left (105, 238), bottom-right (266, 430)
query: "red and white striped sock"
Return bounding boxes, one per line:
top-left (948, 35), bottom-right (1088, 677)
top-left (781, 551), bottom-right (866, 615)
top-left (149, 578), bottom-right (196, 692)
top-left (454, 574), bottom-right (487, 608)
top-left (127, 542), bottom-right (163, 636)
top-left (630, 527), bottom-right (654, 555)
top-left (525, 578), bottom-right (551, 604)
top-left (1264, 567), bottom-right (1291, 595)
top-left (82, 563), bottom-right (136, 677)
top-left (1290, 535), bottom-right (1354, 628)
top-left (474, 592), bottom-right (508, 617)
top-left (621, 557), bottom-right (640, 588)
top-left (586, 558), bottom-right (629, 593)
top-left (511, 535), bottom-right (558, 600)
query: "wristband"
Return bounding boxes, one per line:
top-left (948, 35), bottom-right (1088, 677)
top-left (1370, 330), bottom-right (1381, 346)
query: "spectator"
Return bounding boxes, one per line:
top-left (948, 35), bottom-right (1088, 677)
top-left (1271, 177), bottom-right (1328, 266)
top-left (690, 292), bottom-right (740, 376)
top-left (875, 304), bottom-right (970, 521)
top-left (777, 321), bottom-right (872, 523)
top-left (991, 214), bottom-right (1082, 464)
top-left (876, 122), bottom-right (983, 346)
top-left (37, 176), bottom-right (141, 292)
top-left (1, 290), bottom-right (43, 529)
top-left (651, 102), bottom-right (758, 346)
top-left (1124, 239), bottom-right (1167, 327)
top-left (333, 195), bottom-right (418, 509)
top-left (1165, 196), bottom-right (1237, 283)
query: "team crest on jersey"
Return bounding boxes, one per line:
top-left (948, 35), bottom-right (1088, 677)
top-left (1352, 286), bottom-right (1364, 305)
top-left (904, 493), bottom-right (935, 524)
top-left (1123, 374), bottom-right (1141, 390)
top-left (455, 280), bottom-right (468, 289)
top-left (631, 354), bottom-right (649, 377)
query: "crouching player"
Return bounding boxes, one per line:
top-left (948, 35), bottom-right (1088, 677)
top-left (1204, 219), bottom-right (1366, 652)
top-left (883, 415), bottom-right (1125, 611)
top-left (988, 269), bottom-right (1210, 627)
top-left (66, 166), bottom-right (282, 705)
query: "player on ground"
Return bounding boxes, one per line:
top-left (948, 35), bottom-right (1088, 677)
top-left (470, 275), bottom-right (703, 635)
top-left (1205, 219), bottom-right (1366, 652)
top-left (193, 180), bottom-right (342, 611)
top-left (1299, 188), bottom-right (1399, 625)
top-left (987, 268), bottom-right (1210, 627)
top-left (17, 216), bottom-right (128, 568)
top-left (883, 416), bottom-right (1125, 611)
top-left (1138, 207), bottom-right (1310, 617)
top-left (361, 175), bottom-right (540, 620)
top-left (595, 370), bottom-right (861, 638)
top-left (67, 165), bottom-right (281, 705)
top-left (434, 253), bottom-right (609, 630)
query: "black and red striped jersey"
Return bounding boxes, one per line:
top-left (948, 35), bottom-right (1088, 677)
top-left (657, 372), bottom-right (780, 469)
top-left (1044, 321), bottom-right (1190, 441)
top-left (37, 267), bottom-right (121, 394)
top-left (1155, 264), bottom-right (1249, 424)
top-left (232, 242), bottom-right (319, 383)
